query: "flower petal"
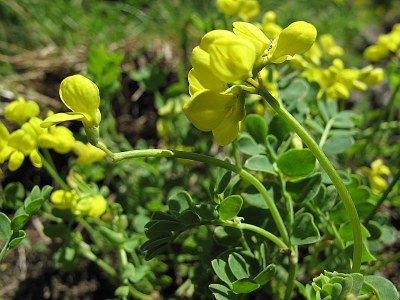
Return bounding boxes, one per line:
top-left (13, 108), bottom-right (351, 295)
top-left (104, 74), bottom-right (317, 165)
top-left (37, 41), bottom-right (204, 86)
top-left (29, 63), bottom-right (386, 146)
top-left (183, 90), bottom-right (234, 131)
top-left (212, 97), bottom-right (245, 146)
top-left (41, 112), bottom-right (84, 128)
top-left (233, 22), bottom-right (271, 54)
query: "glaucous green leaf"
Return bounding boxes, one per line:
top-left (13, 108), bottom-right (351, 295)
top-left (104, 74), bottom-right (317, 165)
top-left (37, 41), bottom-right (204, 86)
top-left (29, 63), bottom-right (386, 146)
top-left (218, 195), bottom-right (243, 220)
top-left (287, 173), bottom-right (321, 203)
top-left (209, 284), bottom-right (237, 300)
top-left (236, 134), bottom-right (262, 155)
top-left (228, 252), bottom-right (249, 280)
top-left (292, 212), bottom-right (320, 245)
top-left (322, 136), bottom-right (353, 155)
top-left (211, 258), bottom-right (236, 285)
top-left (244, 155), bottom-right (275, 175)
top-left (8, 230), bottom-right (26, 249)
top-left (254, 264), bottom-right (276, 285)
top-left (362, 275), bottom-right (399, 300)
top-left (242, 192), bottom-right (269, 209)
top-left (217, 171), bottom-right (232, 194)
top-left (245, 114), bottom-right (268, 144)
top-left (277, 149), bottom-right (316, 177)
top-left (0, 212), bottom-right (12, 241)
top-left (231, 278), bottom-right (260, 294)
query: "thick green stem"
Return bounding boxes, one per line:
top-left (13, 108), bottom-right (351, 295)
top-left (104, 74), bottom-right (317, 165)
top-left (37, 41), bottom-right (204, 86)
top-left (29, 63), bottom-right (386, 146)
top-left (284, 251), bottom-right (298, 300)
top-left (104, 147), bottom-right (290, 244)
top-left (259, 87), bottom-right (362, 273)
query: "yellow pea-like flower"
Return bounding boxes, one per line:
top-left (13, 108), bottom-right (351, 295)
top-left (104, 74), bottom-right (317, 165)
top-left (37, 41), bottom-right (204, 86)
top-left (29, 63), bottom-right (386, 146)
top-left (216, 0), bottom-right (259, 20)
top-left (74, 195), bottom-right (107, 217)
top-left (268, 21), bottom-right (317, 63)
top-left (183, 89), bottom-right (245, 145)
top-left (358, 159), bottom-right (391, 194)
top-left (233, 21), bottom-right (271, 55)
top-left (72, 141), bottom-right (106, 165)
top-left (50, 190), bottom-right (78, 210)
top-left (4, 96), bottom-right (40, 125)
top-left (41, 75), bottom-right (101, 145)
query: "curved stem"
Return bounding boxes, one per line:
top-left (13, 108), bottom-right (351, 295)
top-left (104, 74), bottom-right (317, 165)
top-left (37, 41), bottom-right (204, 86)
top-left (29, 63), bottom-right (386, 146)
top-left (259, 87), bottom-right (362, 273)
top-left (216, 220), bottom-right (289, 249)
top-left (40, 152), bottom-right (70, 190)
top-left (99, 147), bottom-right (289, 245)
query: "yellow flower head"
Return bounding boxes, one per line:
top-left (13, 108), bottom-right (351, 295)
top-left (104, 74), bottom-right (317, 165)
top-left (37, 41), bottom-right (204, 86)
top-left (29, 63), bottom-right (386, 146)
top-left (41, 75), bottom-right (101, 145)
top-left (358, 159), bottom-right (391, 194)
top-left (50, 190), bottom-right (78, 210)
top-left (216, 0), bottom-right (259, 21)
top-left (4, 96), bottom-right (40, 125)
top-left (72, 141), bottom-right (106, 165)
top-left (268, 21), bottom-right (317, 64)
top-left (73, 195), bottom-right (107, 218)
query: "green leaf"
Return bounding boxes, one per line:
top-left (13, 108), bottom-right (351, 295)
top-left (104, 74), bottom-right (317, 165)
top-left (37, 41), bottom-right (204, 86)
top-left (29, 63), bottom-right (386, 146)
top-left (362, 275), bottom-right (399, 300)
top-left (269, 115), bottom-right (291, 144)
top-left (277, 149), bottom-right (316, 177)
top-left (0, 212), bottom-right (12, 241)
top-left (236, 134), bottom-right (262, 155)
top-left (242, 192), bottom-right (269, 209)
top-left (2, 182), bottom-right (25, 209)
top-left (281, 78), bottom-right (309, 110)
top-left (194, 204), bottom-right (218, 221)
top-left (231, 278), bottom-right (260, 294)
top-left (339, 222), bottom-right (370, 241)
top-left (244, 155), bottom-right (276, 175)
top-left (218, 195), bottom-right (243, 220)
top-left (292, 212), bottom-right (320, 245)
top-left (364, 220), bottom-right (382, 240)
top-left (333, 111), bottom-right (354, 129)
top-left (24, 197), bottom-right (44, 215)
top-left (8, 230), bottom-right (26, 249)
top-left (322, 136), bottom-right (353, 155)
top-left (10, 212), bottom-right (29, 231)
top-left (209, 284), bottom-right (237, 300)
top-left (213, 226), bottom-right (241, 247)
top-left (145, 243), bottom-right (169, 260)
top-left (245, 114), bottom-right (268, 144)
top-left (141, 236), bottom-right (171, 252)
top-left (228, 253), bottom-right (249, 280)
top-left (168, 191), bottom-right (193, 214)
top-left (211, 258), bottom-right (236, 285)
top-left (145, 220), bottom-right (182, 239)
top-left (254, 264), bottom-right (276, 285)
top-left (287, 173), bottom-right (321, 203)
top-left (217, 171), bottom-right (232, 194)
top-left (177, 210), bottom-right (201, 225)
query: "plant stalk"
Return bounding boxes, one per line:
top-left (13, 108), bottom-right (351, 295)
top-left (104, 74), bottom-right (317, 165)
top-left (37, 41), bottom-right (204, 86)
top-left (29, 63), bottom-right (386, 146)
top-left (259, 87), bottom-right (362, 273)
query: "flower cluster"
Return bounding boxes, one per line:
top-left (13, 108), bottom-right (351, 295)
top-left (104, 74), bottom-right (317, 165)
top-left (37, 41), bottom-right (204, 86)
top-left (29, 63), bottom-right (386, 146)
top-left (183, 21), bottom-right (316, 145)
top-left (50, 189), bottom-right (107, 217)
top-left (216, 0), bottom-right (259, 21)
top-left (364, 23), bottom-right (400, 62)
top-left (291, 34), bottom-right (384, 100)
top-left (0, 95), bottom-right (105, 172)
top-left (357, 159), bottom-right (391, 194)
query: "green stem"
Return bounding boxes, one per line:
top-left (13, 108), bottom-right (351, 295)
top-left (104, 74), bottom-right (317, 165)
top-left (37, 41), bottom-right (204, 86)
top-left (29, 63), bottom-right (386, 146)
top-left (0, 237), bottom-right (11, 261)
top-left (104, 148), bottom-right (290, 245)
top-left (284, 250), bottom-right (298, 300)
top-left (365, 251), bottom-right (400, 275)
top-left (217, 220), bottom-right (289, 249)
top-left (40, 152), bottom-right (70, 190)
top-left (364, 168), bottom-right (400, 223)
top-left (79, 242), bottom-right (117, 279)
top-left (259, 87), bottom-right (362, 273)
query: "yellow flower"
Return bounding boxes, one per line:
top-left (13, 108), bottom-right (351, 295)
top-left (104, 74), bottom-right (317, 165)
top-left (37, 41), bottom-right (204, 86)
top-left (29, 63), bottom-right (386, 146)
top-left (41, 75), bottom-right (101, 145)
top-left (4, 96), bottom-right (40, 125)
top-left (72, 141), bottom-right (106, 165)
top-left (358, 159), bottom-right (391, 194)
top-left (73, 195), bottom-right (107, 217)
top-left (216, 0), bottom-right (259, 20)
top-left (267, 21), bottom-right (317, 64)
top-left (233, 21), bottom-right (271, 55)
top-left (183, 89), bottom-right (245, 146)
top-left (261, 11), bottom-right (282, 40)
top-left (38, 125), bottom-right (75, 154)
top-left (50, 190), bottom-right (78, 210)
